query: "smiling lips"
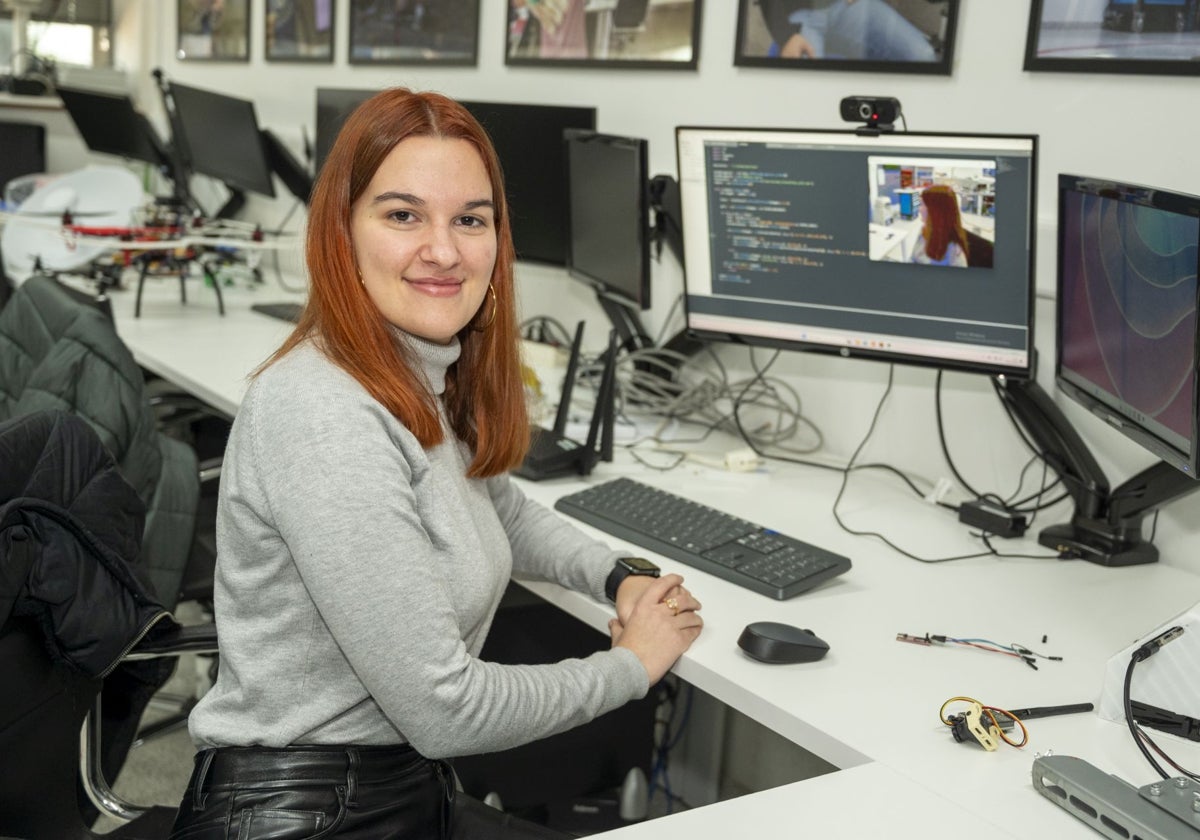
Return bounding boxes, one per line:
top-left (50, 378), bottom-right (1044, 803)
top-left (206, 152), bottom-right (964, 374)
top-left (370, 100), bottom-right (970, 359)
top-left (405, 277), bottom-right (463, 297)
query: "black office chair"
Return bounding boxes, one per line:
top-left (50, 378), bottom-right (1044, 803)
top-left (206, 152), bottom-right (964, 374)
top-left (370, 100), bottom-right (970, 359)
top-left (0, 275), bottom-right (218, 790)
top-left (0, 410), bottom-right (218, 840)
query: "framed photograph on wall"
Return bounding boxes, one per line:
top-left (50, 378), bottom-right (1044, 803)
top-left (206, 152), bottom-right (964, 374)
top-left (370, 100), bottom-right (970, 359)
top-left (505, 0), bottom-right (702, 70)
top-left (349, 0), bottom-right (480, 65)
top-left (177, 0), bottom-right (251, 61)
top-left (733, 0), bottom-right (958, 75)
top-left (1024, 0), bottom-right (1200, 75)
top-left (267, 0), bottom-right (335, 62)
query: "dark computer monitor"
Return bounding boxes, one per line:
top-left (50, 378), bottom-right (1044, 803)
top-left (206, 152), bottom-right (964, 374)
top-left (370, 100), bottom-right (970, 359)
top-left (313, 89), bottom-right (596, 266)
top-left (0, 120), bottom-right (45, 197)
top-left (1058, 175), bottom-right (1199, 476)
top-left (675, 126), bottom-right (1038, 378)
top-left (996, 174), bottom-right (1199, 567)
top-left (314, 86), bottom-right (375, 175)
top-left (56, 85), bottom-right (171, 170)
top-left (565, 130), bottom-right (651, 312)
top-left (167, 81), bottom-right (275, 199)
top-left (463, 100), bottom-right (596, 266)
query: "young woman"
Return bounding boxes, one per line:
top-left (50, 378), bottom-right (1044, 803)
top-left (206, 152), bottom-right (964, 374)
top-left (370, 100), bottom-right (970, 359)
top-left (168, 87), bottom-right (702, 840)
top-left (912, 184), bottom-right (969, 268)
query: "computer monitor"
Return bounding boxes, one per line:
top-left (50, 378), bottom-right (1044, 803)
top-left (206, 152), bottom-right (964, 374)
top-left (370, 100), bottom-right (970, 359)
top-left (0, 120), bottom-right (45, 199)
top-left (167, 81), bottom-right (275, 199)
top-left (1058, 175), bottom-right (1199, 476)
top-left (999, 174), bottom-right (1200, 567)
top-left (314, 87), bottom-right (374, 175)
top-left (56, 86), bottom-right (171, 170)
top-left (313, 89), bottom-right (596, 266)
top-left (565, 130), bottom-right (651, 312)
top-left (675, 127), bottom-right (1038, 378)
top-left (464, 100), bottom-right (596, 266)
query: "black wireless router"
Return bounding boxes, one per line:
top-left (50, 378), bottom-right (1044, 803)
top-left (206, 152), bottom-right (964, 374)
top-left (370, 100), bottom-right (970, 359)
top-left (515, 323), bottom-right (617, 481)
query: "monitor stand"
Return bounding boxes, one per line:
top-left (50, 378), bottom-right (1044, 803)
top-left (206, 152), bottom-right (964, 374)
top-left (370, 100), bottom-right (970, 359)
top-left (998, 377), bottom-right (1200, 566)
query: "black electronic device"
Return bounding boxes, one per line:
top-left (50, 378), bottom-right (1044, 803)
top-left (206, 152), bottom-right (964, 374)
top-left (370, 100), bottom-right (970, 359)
top-left (251, 301), bottom-right (303, 323)
top-left (314, 86), bottom-right (373, 174)
top-left (166, 80), bottom-right (275, 216)
top-left (313, 89), bottom-right (596, 266)
top-left (737, 622), bottom-right (829, 664)
top-left (0, 119), bottom-right (45, 199)
top-left (995, 175), bottom-right (1200, 566)
top-left (564, 129), bottom-right (656, 353)
top-left (515, 325), bottom-right (617, 481)
top-left (554, 477), bottom-right (852, 600)
top-left (462, 99), bottom-right (596, 266)
top-left (56, 86), bottom-right (171, 170)
top-left (565, 130), bottom-right (651, 313)
top-left (839, 95), bottom-right (902, 130)
top-left (260, 128), bottom-right (314, 204)
top-left (675, 126), bottom-right (1037, 379)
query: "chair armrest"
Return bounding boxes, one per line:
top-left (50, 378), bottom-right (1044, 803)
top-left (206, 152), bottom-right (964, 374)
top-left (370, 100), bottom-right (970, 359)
top-left (125, 622), bottom-right (218, 660)
top-left (81, 622), bottom-right (218, 823)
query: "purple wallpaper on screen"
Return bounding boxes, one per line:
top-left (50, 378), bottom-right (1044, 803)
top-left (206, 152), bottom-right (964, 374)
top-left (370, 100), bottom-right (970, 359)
top-left (1059, 191), bottom-right (1198, 441)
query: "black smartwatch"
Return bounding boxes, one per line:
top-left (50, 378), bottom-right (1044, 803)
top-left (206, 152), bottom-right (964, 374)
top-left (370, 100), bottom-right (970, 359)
top-left (605, 556), bottom-right (660, 603)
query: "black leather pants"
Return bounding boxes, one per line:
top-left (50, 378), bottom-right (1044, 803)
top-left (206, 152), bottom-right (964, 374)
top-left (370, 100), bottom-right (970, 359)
top-left (167, 744), bottom-right (567, 840)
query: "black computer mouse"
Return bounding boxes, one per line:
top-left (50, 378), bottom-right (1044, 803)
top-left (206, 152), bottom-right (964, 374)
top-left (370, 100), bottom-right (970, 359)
top-left (737, 621), bottom-right (829, 664)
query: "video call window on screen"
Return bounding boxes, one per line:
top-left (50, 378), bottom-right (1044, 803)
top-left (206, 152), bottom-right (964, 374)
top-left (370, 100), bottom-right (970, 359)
top-left (676, 127), bottom-right (1036, 377)
top-left (866, 155), bottom-right (996, 269)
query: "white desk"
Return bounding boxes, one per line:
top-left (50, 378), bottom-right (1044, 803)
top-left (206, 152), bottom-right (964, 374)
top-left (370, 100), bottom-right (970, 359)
top-left (110, 282), bottom-right (1200, 839)
top-left (111, 278), bottom-right (302, 418)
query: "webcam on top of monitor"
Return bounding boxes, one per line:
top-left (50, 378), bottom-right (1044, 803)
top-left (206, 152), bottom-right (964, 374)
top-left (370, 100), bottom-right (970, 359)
top-left (840, 95), bottom-right (902, 132)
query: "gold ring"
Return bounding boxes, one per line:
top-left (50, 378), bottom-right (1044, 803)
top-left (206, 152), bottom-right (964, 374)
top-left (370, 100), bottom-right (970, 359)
top-left (665, 597), bottom-right (679, 616)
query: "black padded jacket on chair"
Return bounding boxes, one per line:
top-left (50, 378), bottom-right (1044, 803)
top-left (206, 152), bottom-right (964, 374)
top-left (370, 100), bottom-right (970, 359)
top-left (0, 274), bottom-right (199, 605)
top-left (0, 410), bottom-right (185, 839)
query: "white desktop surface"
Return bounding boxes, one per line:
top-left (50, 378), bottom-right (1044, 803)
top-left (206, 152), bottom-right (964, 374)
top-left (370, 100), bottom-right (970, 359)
top-left (110, 278), bottom-right (302, 418)
top-left (109, 282), bottom-right (1200, 839)
top-left (589, 763), bottom-right (1015, 839)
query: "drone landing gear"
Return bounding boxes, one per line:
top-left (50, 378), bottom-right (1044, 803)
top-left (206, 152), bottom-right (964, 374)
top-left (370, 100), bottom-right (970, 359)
top-left (133, 250), bottom-right (225, 319)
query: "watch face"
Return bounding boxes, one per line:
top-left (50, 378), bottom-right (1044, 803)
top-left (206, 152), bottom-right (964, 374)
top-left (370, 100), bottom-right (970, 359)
top-left (623, 557), bottom-right (659, 573)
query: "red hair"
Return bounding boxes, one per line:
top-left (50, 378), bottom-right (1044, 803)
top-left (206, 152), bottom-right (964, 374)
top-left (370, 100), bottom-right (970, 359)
top-left (260, 87), bottom-right (527, 477)
top-left (920, 184), bottom-right (969, 263)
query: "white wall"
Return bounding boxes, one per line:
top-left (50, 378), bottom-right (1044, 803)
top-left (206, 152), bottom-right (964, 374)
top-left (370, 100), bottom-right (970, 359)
top-left (119, 1), bottom-right (1200, 572)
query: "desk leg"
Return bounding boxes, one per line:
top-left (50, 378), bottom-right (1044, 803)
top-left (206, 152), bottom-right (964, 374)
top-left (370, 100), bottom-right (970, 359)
top-left (179, 260), bottom-right (188, 306)
top-left (135, 258), bottom-right (149, 318)
top-left (211, 264), bottom-right (225, 316)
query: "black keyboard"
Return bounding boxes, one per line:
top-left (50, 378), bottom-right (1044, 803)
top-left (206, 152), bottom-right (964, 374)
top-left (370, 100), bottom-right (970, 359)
top-left (251, 301), bottom-right (303, 323)
top-left (554, 477), bottom-right (851, 600)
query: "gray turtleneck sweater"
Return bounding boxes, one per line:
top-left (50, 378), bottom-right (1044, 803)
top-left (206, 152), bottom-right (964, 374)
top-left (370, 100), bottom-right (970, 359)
top-left (188, 334), bottom-right (648, 757)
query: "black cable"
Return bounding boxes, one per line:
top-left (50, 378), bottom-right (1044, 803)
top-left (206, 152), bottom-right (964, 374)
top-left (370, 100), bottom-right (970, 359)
top-left (1123, 629), bottom-right (1199, 781)
top-left (830, 366), bottom-right (997, 563)
top-left (1125, 653), bottom-right (1171, 779)
top-left (935, 370), bottom-right (983, 499)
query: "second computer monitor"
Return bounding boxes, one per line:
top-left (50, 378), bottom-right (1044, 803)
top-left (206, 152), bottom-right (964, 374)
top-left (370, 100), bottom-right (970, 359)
top-left (56, 86), bottom-right (170, 170)
top-left (565, 130), bottom-right (651, 311)
top-left (313, 89), bottom-right (595, 266)
top-left (168, 81), bottom-right (275, 198)
top-left (463, 100), bottom-right (595, 266)
top-left (1057, 174), bottom-right (1200, 475)
top-left (675, 127), bottom-right (1038, 378)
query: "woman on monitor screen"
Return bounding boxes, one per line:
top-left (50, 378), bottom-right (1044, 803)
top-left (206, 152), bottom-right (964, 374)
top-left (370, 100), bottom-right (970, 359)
top-left (911, 184), bottom-right (969, 268)
top-left (167, 88), bottom-right (702, 840)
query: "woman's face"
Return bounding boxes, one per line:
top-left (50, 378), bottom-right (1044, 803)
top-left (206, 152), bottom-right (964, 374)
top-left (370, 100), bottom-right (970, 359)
top-left (350, 136), bottom-right (497, 345)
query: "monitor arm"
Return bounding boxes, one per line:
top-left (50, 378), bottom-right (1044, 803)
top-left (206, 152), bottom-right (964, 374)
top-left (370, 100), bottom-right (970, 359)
top-left (998, 377), bottom-right (1200, 566)
top-left (150, 68), bottom-right (200, 215)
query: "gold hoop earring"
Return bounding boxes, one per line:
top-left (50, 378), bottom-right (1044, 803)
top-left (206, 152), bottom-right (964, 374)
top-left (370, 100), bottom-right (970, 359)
top-left (472, 283), bottom-right (497, 332)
